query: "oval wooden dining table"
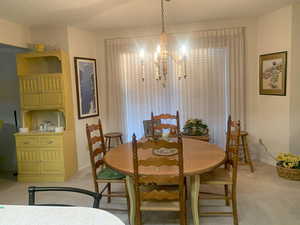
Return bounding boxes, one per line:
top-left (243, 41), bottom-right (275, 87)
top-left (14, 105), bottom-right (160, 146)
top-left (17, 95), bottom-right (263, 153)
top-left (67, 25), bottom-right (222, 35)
top-left (104, 138), bottom-right (225, 225)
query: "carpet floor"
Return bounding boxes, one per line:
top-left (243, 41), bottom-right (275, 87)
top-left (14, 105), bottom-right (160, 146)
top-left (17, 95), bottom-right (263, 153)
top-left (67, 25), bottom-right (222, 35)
top-left (0, 162), bottom-right (299, 225)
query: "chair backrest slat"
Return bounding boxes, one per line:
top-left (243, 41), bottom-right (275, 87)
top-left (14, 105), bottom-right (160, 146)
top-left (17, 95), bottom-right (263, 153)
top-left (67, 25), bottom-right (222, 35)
top-left (86, 124), bottom-right (100, 133)
top-left (153, 124), bottom-right (177, 130)
top-left (136, 139), bottom-right (180, 149)
top-left (151, 111), bottom-right (180, 138)
top-left (93, 148), bottom-right (105, 158)
top-left (139, 175), bottom-right (179, 185)
top-left (138, 157), bottom-right (179, 167)
top-left (95, 159), bottom-right (104, 169)
top-left (152, 113), bottom-right (177, 120)
top-left (90, 136), bottom-right (104, 145)
top-left (140, 189), bottom-right (179, 201)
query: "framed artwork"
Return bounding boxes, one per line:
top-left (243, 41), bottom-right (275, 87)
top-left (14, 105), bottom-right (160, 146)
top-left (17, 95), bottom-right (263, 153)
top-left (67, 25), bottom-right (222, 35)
top-left (74, 57), bottom-right (99, 119)
top-left (259, 51), bottom-right (287, 96)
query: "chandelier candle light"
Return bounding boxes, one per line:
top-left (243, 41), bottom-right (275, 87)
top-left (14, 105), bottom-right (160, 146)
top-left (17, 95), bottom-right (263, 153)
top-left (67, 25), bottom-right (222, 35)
top-left (139, 0), bottom-right (188, 86)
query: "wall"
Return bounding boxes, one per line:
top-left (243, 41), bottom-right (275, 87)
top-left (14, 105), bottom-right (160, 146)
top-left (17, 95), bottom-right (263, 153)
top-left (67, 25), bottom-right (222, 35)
top-left (67, 27), bottom-right (99, 170)
top-left (289, 3), bottom-right (300, 155)
top-left (253, 6), bottom-right (293, 164)
top-left (0, 18), bottom-right (30, 48)
top-left (30, 26), bottom-right (69, 51)
top-left (0, 45), bottom-right (27, 171)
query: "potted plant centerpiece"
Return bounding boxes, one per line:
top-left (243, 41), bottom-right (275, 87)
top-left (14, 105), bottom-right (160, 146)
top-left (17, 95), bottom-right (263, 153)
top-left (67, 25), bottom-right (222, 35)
top-left (182, 119), bottom-right (208, 136)
top-left (276, 153), bottom-right (300, 180)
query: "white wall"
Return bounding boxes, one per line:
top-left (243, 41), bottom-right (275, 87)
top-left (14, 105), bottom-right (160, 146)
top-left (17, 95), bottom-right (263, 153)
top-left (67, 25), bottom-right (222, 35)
top-left (252, 6), bottom-right (293, 164)
top-left (290, 3), bottom-right (300, 155)
top-left (67, 26), bottom-right (99, 170)
top-left (30, 26), bottom-right (69, 51)
top-left (0, 18), bottom-right (30, 48)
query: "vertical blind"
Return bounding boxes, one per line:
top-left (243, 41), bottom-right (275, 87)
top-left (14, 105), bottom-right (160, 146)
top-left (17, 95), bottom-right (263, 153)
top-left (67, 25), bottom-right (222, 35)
top-left (105, 27), bottom-right (245, 146)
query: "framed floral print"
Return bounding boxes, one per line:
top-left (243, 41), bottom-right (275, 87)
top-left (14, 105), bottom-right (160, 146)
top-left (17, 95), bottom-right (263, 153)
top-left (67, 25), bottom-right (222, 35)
top-left (74, 57), bottom-right (99, 119)
top-left (259, 51), bottom-right (287, 96)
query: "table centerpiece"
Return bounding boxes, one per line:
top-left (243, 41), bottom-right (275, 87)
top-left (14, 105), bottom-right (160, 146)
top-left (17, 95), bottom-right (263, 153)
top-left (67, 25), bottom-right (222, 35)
top-left (182, 119), bottom-right (208, 136)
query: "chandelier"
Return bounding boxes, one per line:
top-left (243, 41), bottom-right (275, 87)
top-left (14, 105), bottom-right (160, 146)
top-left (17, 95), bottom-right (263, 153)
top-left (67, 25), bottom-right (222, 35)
top-left (139, 0), bottom-right (188, 87)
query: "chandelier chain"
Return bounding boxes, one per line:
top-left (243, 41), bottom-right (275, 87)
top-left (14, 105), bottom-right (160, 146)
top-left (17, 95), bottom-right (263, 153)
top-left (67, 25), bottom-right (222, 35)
top-left (161, 0), bottom-right (165, 33)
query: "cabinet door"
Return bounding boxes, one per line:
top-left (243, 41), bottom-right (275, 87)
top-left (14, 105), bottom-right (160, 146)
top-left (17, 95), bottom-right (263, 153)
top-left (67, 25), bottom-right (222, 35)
top-left (19, 76), bottom-right (41, 109)
top-left (16, 150), bottom-right (41, 175)
top-left (40, 150), bottom-right (64, 174)
top-left (40, 74), bottom-right (64, 108)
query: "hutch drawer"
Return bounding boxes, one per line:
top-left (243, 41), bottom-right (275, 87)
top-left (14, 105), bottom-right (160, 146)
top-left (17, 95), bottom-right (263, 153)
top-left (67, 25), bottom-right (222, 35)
top-left (39, 136), bottom-right (63, 147)
top-left (16, 136), bottom-right (39, 147)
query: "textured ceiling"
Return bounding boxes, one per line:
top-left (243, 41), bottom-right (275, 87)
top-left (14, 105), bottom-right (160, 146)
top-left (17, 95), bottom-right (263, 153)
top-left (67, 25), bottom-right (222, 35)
top-left (0, 0), bottom-right (296, 31)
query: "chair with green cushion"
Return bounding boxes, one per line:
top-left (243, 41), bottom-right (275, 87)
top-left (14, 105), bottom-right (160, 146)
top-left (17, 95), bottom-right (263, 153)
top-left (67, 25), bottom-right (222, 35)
top-left (86, 119), bottom-right (129, 211)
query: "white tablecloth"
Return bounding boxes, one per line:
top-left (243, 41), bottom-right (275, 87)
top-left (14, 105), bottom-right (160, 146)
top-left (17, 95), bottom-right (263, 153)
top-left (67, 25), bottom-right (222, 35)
top-left (0, 205), bottom-right (124, 225)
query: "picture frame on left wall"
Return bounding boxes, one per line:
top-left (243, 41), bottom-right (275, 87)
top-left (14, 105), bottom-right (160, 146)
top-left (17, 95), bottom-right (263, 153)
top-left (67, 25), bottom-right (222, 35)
top-left (74, 57), bottom-right (99, 119)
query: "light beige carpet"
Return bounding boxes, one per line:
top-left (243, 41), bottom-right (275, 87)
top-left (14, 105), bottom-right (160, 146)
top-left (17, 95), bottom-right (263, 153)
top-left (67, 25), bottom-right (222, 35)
top-left (0, 162), bottom-right (299, 225)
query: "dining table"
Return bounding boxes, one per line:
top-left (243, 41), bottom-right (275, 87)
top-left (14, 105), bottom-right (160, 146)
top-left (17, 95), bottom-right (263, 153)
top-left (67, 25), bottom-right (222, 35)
top-left (104, 138), bottom-right (226, 225)
top-left (0, 204), bottom-right (125, 225)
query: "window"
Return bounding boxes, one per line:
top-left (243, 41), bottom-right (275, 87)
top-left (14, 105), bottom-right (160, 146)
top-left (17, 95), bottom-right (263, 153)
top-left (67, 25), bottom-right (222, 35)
top-left (118, 47), bottom-right (229, 147)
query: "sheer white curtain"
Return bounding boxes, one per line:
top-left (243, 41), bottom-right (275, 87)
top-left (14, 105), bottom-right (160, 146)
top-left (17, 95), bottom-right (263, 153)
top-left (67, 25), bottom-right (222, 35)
top-left (105, 27), bottom-right (245, 146)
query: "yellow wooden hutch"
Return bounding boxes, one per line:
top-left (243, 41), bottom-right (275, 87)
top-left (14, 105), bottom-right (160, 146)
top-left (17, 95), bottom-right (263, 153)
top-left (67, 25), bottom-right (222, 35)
top-left (14, 50), bottom-right (77, 182)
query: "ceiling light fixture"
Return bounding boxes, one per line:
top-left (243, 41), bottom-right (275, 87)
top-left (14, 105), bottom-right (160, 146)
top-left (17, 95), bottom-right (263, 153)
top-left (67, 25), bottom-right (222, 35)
top-left (139, 0), bottom-right (188, 87)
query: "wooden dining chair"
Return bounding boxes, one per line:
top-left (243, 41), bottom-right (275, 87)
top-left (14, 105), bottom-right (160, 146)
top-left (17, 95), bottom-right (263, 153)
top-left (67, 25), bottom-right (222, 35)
top-left (199, 115), bottom-right (239, 225)
top-left (151, 111), bottom-right (180, 138)
top-left (86, 119), bottom-right (129, 210)
top-left (132, 134), bottom-right (186, 225)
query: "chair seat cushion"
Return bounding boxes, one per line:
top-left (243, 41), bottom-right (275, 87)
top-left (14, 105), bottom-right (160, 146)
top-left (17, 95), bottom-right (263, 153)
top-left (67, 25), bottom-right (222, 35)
top-left (97, 167), bottom-right (125, 180)
top-left (200, 168), bottom-right (232, 185)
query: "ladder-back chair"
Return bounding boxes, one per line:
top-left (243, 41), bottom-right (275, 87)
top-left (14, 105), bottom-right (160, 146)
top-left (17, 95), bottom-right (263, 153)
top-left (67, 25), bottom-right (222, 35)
top-left (86, 119), bottom-right (128, 210)
top-left (132, 134), bottom-right (186, 225)
top-left (151, 111), bottom-right (180, 138)
top-left (199, 115), bottom-right (240, 225)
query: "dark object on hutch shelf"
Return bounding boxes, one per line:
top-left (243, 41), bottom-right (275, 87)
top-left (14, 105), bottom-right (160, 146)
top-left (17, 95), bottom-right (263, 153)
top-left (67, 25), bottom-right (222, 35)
top-left (14, 110), bottom-right (18, 132)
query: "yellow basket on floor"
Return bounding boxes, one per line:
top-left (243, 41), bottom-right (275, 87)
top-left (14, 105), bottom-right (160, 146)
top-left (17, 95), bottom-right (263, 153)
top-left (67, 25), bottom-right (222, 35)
top-left (276, 166), bottom-right (300, 180)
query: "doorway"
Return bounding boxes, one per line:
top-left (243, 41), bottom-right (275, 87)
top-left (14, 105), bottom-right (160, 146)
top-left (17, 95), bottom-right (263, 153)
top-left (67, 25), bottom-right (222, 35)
top-left (0, 43), bottom-right (28, 173)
